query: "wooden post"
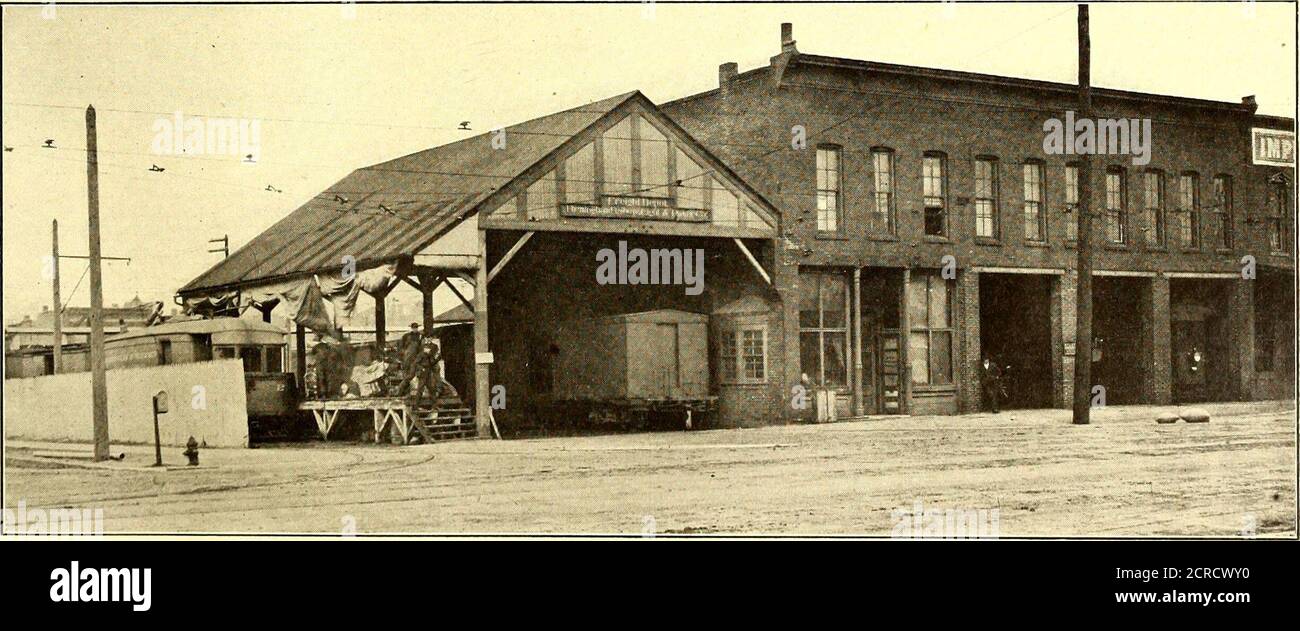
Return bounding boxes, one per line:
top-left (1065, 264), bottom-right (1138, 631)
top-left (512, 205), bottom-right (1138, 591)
top-left (421, 275), bottom-right (435, 333)
top-left (51, 219), bottom-right (62, 375)
top-left (473, 230), bottom-right (492, 438)
top-left (899, 267), bottom-right (911, 415)
top-left (295, 323), bottom-right (307, 388)
top-left (374, 292), bottom-right (387, 351)
top-left (1072, 4), bottom-right (1094, 425)
top-left (851, 267), bottom-right (864, 416)
top-left (86, 105), bottom-right (110, 461)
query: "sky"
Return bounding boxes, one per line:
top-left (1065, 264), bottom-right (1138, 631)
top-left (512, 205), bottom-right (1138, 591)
top-left (3, 1), bottom-right (1295, 323)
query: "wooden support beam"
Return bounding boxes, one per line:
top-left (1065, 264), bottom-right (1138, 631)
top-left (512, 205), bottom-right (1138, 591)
top-left (487, 231), bottom-right (534, 284)
top-left (400, 275), bottom-right (423, 292)
top-left (473, 229), bottom-right (493, 438)
top-left (421, 278), bottom-right (435, 333)
top-left (852, 267), bottom-right (863, 417)
top-left (374, 292), bottom-right (387, 351)
top-left (899, 268), bottom-right (911, 415)
top-left (733, 238), bottom-right (772, 285)
top-left (441, 276), bottom-right (475, 312)
top-left (295, 323), bottom-right (307, 392)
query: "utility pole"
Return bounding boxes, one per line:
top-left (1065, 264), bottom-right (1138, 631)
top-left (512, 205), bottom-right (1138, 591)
top-left (86, 105), bottom-right (110, 460)
top-left (51, 220), bottom-right (62, 374)
top-left (1072, 4), bottom-right (1094, 425)
top-left (208, 234), bottom-right (229, 258)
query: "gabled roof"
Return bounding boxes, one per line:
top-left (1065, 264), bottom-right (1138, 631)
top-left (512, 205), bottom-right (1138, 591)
top-left (179, 92), bottom-right (641, 296)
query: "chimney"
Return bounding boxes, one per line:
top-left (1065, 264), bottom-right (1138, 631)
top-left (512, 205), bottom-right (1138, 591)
top-left (719, 62), bottom-right (738, 94)
top-left (780, 22), bottom-right (797, 53)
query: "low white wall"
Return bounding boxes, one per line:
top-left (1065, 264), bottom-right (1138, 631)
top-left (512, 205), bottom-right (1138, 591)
top-left (4, 359), bottom-right (249, 448)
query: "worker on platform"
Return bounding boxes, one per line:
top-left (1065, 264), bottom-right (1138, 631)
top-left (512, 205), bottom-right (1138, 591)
top-left (409, 337), bottom-right (444, 407)
top-left (397, 322), bottom-right (423, 396)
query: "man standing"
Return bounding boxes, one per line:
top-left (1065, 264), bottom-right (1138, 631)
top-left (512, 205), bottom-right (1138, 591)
top-left (411, 338), bottom-right (443, 406)
top-left (979, 355), bottom-right (1004, 414)
top-left (397, 323), bottom-right (423, 396)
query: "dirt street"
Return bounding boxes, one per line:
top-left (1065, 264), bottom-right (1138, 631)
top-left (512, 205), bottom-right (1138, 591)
top-left (4, 400), bottom-right (1295, 536)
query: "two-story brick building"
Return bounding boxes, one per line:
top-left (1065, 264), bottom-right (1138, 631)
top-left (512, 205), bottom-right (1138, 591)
top-left (662, 23), bottom-right (1294, 419)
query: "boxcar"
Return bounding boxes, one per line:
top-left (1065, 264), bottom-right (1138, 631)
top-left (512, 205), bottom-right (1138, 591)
top-left (552, 309), bottom-right (714, 428)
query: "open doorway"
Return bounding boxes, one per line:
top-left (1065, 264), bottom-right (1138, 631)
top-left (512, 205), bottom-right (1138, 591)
top-left (978, 273), bottom-right (1054, 409)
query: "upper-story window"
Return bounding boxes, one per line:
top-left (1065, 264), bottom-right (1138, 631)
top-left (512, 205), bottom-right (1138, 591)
top-left (1064, 162), bottom-right (1080, 241)
top-left (871, 148), bottom-right (896, 236)
top-left (1023, 160), bottom-right (1045, 242)
top-left (1105, 166), bottom-right (1127, 244)
top-left (923, 152), bottom-right (947, 237)
top-left (1142, 170), bottom-right (1165, 247)
top-left (1212, 174), bottom-right (1233, 249)
top-left (816, 145), bottom-right (842, 233)
top-left (1268, 174), bottom-right (1290, 253)
top-left (974, 156), bottom-right (998, 239)
top-left (1177, 172), bottom-right (1200, 249)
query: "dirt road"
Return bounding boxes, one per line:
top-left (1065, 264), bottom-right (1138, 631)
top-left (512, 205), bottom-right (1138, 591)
top-left (5, 401), bottom-right (1295, 536)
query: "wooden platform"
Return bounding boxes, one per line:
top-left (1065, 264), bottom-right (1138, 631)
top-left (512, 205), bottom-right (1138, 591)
top-left (298, 397), bottom-right (476, 444)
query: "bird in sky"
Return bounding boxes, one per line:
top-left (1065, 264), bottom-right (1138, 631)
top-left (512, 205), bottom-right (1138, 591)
top-left (43, 139), bottom-right (56, 148)
top-left (149, 164), bottom-right (165, 172)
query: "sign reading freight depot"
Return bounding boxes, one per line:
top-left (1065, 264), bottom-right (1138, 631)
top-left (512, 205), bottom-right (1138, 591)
top-left (562, 196), bottom-right (710, 222)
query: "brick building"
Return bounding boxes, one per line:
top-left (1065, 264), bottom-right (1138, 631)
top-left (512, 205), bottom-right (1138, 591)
top-left (662, 23), bottom-right (1295, 417)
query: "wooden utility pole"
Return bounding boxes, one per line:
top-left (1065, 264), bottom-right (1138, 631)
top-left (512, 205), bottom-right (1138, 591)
top-left (1072, 5), bottom-right (1094, 425)
top-left (51, 220), bottom-right (62, 374)
top-left (86, 105), bottom-right (110, 459)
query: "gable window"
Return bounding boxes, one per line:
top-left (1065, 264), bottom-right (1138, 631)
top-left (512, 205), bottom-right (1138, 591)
top-left (974, 156), bottom-right (998, 239)
top-left (719, 320), bottom-right (767, 384)
top-left (1143, 170), bottom-right (1165, 247)
top-left (1023, 161), bottom-right (1045, 242)
top-left (1105, 167), bottom-right (1127, 244)
top-left (1064, 163), bottom-right (1079, 241)
top-left (816, 146), bottom-right (842, 233)
top-left (1213, 175), bottom-right (1233, 249)
top-left (923, 153), bottom-right (947, 236)
top-left (799, 272), bottom-right (848, 388)
top-left (907, 272), bottom-right (953, 387)
top-left (871, 148), bottom-right (896, 236)
top-left (1177, 172), bottom-right (1200, 248)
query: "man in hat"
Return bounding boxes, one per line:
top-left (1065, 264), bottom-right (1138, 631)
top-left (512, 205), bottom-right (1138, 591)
top-left (979, 355), bottom-right (1004, 414)
top-left (410, 337), bottom-right (444, 406)
top-left (397, 322), bottom-right (423, 396)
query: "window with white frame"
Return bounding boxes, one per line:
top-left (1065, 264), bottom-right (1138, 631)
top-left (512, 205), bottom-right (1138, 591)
top-left (718, 321), bottom-right (768, 384)
top-left (923, 152), bottom-right (947, 236)
top-left (816, 146), bottom-right (842, 233)
top-left (1213, 174), bottom-right (1233, 249)
top-left (1143, 170), bottom-right (1165, 247)
top-left (799, 272), bottom-right (848, 387)
top-left (1064, 163), bottom-right (1079, 241)
top-left (1177, 172), bottom-right (1199, 248)
top-left (974, 156), bottom-right (998, 239)
top-left (1105, 167), bottom-right (1127, 244)
top-left (1023, 161), bottom-right (1045, 242)
top-left (907, 272), bottom-right (953, 387)
top-left (872, 148), bottom-right (896, 236)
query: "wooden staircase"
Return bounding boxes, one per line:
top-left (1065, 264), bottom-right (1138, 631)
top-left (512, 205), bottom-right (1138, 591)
top-left (407, 399), bottom-right (476, 443)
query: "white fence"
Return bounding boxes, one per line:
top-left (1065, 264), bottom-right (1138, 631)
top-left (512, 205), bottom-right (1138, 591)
top-left (4, 359), bottom-right (249, 448)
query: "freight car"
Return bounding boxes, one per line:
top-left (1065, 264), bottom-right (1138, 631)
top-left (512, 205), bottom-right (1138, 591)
top-left (552, 309), bottom-right (716, 429)
top-left (101, 317), bottom-right (307, 440)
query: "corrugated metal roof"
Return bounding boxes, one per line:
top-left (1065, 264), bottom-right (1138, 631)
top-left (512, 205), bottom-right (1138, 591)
top-left (179, 91), bottom-right (640, 296)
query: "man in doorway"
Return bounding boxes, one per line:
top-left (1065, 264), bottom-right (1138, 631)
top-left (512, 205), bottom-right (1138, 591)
top-left (979, 355), bottom-right (1004, 414)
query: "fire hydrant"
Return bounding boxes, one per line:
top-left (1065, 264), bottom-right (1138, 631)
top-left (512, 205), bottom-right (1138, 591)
top-left (182, 436), bottom-right (200, 466)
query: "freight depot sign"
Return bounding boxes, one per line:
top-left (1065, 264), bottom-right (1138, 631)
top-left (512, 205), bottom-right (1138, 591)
top-left (562, 196), bottom-right (709, 222)
top-left (1251, 128), bottom-right (1295, 167)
